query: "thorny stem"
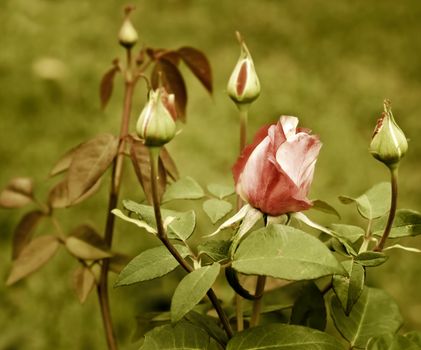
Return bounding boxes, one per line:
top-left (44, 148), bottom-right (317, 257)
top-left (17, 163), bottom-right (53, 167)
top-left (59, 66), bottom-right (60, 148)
top-left (374, 167), bottom-right (399, 252)
top-left (148, 148), bottom-right (234, 339)
top-left (97, 47), bottom-right (135, 350)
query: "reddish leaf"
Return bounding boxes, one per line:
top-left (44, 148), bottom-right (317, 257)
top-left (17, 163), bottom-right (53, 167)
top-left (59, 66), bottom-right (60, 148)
top-left (6, 235), bottom-right (60, 286)
top-left (65, 225), bottom-right (111, 260)
top-left (48, 179), bottom-right (68, 208)
top-left (7, 177), bottom-right (33, 196)
top-left (160, 51), bottom-right (181, 66)
top-left (178, 46), bottom-right (213, 94)
top-left (146, 48), bottom-right (166, 60)
top-left (151, 59), bottom-right (187, 122)
top-left (160, 147), bottom-right (179, 181)
top-left (73, 266), bottom-right (96, 303)
top-left (100, 64), bottom-right (120, 110)
top-left (12, 210), bottom-right (45, 259)
top-left (67, 133), bottom-right (118, 203)
top-left (109, 253), bottom-right (131, 274)
top-left (71, 178), bottom-right (102, 205)
top-left (48, 177), bottom-right (102, 209)
top-left (129, 138), bottom-right (167, 204)
top-left (0, 190), bottom-right (33, 209)
top-left (0, 177), bottom-right (34, 209)
top-left (49, 144), bottom-right (82, 177)
top-left (146, 48), bottom-right (180, 65)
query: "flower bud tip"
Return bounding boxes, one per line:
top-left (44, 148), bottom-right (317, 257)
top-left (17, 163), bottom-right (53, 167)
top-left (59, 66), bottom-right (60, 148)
top-left (118, 6), bottom-right (138, 49)
top-left (227, 33), bottom-right (260, 106)
top-left (370, 100), bottom-right (408, 168)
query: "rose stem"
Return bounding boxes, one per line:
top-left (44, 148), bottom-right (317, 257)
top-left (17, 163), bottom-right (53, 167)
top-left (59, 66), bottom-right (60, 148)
top-left (250, 275), bottom-right (267, 327)
top-left (235, 103), bottom-right (249, 331)
top-left (374, 167), bottom-right (399, 252)
top-left (97, 47), bottom-right (135, 350)
top-left (250, 214), bottom-right (268, 327)
top-left (148, 148), bottom-right (234, 339)
top-left (239, 104), bottom-right (249, 153)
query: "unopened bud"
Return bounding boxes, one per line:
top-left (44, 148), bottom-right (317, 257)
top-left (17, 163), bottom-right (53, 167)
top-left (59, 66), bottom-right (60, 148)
top-left (227, 32), bottom-right (260, 106)
top-left (118, 6), bottom-right (138, 48)
top-left (136, 88), bottom-right (176, 147)
top-left (370, 100), bottom-right (408, 168)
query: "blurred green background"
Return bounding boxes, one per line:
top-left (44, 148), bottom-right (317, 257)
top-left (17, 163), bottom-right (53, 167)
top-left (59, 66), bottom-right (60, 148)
top-left (1, 0), bottom-right (421, 348)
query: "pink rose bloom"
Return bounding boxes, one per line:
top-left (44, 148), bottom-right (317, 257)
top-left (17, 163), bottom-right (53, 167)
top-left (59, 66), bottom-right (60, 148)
top-left (232, 116), bottom-right (322, 216)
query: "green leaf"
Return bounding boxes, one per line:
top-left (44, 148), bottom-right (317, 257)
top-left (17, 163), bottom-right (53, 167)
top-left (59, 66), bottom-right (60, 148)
top-left (290, 282), bottom-right (327, 331)
top-left (367, 333), bottom-right (421, 350)
top-left (167, 210), bottom-right (197, 241)
top-left (203, 199), bottom-right (233, 224)
top-left (207, 183), bottom-right (235, 199)
top-left (226, 324), bottom-right (345, 350)
top-left (373, 209), bottom-right (421, 238)
top-left (112, 208), bottom-right (157, 234)
top-left (294, 212), bottom-right (358, 256)
top-left (197, 240), bottom-right (231, 263)
top-left (330, 286), bottom-right (403, 349)
top-left (384, 244), bottom-right (421, 253)
top-left (132, 312), bottom-right (169, 342)
top-left (185, 311), bottom-right (228, 346)
top-left (140, 321), bottom-right (221, 350)
top-left (162, 176), bottom-right (205, 203)
top-left (122, 200), bottom-right (196, 240)
top-left (355, 251), bottom-right (388, 267)
top-left (331, 224), bottom-right (365, 243)
top-left (232, 224), bottom-right (345, 280)
top-left (339, 182), bottom-right (391, 220)
top-left (311, 199), bottom-right (341, 218)
top-left (171, 263), bottom-right (220, 322)
top-left (332, 260), bottom-right (365, 315)
top-left (206, 204), bottom-right (250, 238)
top-left (115, 245), bottom-right (190, 287)
top-left (6, 235), bottom-right (60, 285)
top-left (406, 331), bottom-right (421, 347)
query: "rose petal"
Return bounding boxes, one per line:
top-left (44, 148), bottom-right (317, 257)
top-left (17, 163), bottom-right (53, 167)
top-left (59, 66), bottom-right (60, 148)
top-left (232, 123), bottom-right (274, 183)
top-left (276, 133), bottom-right (321, 188)
top-left (280, 116), bottom-right (299, 139)
top-left (232, 115), bottom-right (321, 216)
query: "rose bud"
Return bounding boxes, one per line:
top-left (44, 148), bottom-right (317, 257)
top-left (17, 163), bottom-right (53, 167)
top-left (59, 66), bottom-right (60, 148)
top-left (136, 88), bottom-right (176, 147)
top-left (369, 100), bottom-right (408, 168)
top-left (227, 32), bottom-right (261, 106)
top-left (118, 6), bottom-right (138, 48)
top-left (232, 116), bottom-right (322, 216)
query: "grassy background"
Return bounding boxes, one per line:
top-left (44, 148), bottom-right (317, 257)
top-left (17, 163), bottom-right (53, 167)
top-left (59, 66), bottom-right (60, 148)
top-left (1, 0), bottom-right (421, 348)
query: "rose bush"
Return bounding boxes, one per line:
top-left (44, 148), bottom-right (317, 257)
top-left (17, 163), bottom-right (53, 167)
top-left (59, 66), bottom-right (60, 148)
top-left (232, 115), bottom-right (322, 216)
